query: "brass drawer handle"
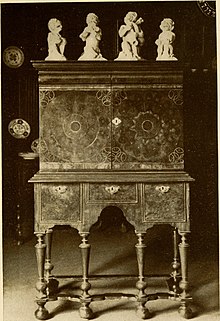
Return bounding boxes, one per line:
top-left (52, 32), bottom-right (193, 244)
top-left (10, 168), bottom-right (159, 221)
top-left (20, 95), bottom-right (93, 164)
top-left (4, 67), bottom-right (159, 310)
top-left (155, 185), bottom-right (170, 193)
top-left (105, 185), bottom-right (120, 195)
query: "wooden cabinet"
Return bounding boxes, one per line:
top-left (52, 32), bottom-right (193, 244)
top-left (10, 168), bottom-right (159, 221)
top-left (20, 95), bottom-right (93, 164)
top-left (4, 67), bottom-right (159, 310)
top-left (37, 63), bottom-right (184, 171)
top-left (30, 61), bottom-right (194, 320)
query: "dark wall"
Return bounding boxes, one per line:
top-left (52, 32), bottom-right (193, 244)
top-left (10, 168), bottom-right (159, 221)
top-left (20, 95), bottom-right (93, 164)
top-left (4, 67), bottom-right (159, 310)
top-left (1, 2), bottom-right (217, 250)
top-left (1, 2), bottom-right (217, 63)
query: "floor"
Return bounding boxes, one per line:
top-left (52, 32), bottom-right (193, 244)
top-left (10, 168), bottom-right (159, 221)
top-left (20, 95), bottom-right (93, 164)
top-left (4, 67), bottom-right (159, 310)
top-left (3, 224), bottom-right (219, 321)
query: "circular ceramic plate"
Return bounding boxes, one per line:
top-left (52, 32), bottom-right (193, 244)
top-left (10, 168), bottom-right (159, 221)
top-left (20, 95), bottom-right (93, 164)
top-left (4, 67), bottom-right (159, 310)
top-left (8, 118), bottom-right (31, 139)
top-left (31, 138), bottom-right (39, 153)
top-left (197, 1), bottom-right (216, 18)
top-left (3, 46), bottom-right (25, 68)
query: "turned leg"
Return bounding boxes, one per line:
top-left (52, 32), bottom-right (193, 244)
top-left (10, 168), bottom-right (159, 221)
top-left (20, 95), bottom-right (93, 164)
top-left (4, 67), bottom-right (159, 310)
top-left (167, 228), bottom-right (181, 297)
top-left (178, 232), bottom-right (193, 319)
top-left (79, 232), bottom-right (93, 319)
top-left (135, 232), bottom-right (151, 319)
top-left (44, 228), bottom-right (59, 299)
top-left (35, 233), bottom-right (49, 320)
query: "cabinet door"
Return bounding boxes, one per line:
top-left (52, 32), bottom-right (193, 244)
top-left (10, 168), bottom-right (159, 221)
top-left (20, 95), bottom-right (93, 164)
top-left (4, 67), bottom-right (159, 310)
top-left (111, 87), bottom-right (184, 170)
top-left (40, 89), bottom-right (111, 170)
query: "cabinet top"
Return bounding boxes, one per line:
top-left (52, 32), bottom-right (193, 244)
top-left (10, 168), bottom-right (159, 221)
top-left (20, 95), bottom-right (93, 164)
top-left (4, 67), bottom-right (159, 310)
top-left (31, 60), bottom-right (187, 73)
top-left (32, 61), bottom-right (187, 86)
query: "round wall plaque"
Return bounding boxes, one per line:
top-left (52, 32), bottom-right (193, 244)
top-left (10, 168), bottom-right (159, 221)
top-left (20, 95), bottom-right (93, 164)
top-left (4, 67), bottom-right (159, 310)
top-left (31, 138), bottom-right (40, 153)
top-left (197, 1), bottom-right (216, 18)
top-left (8, 118), bottom-right (31, 139)
top-left (3, 46), bottom-right (25, 68)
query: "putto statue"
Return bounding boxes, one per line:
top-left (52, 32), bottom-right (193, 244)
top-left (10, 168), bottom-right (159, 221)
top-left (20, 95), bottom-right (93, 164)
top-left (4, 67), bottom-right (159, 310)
top-left (155, 18), bottom-right (177, 61)
top-left (115, 11), bottom-right (144, 61)
top-left (78, 13), bottom-right (106, 61)
top-left (45, 18), bottom-right (67, 61)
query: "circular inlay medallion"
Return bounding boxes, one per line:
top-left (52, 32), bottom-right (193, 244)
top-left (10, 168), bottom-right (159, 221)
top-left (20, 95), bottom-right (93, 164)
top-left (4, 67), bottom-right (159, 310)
top-left (132, 111), bottom-right (161, 140)
top-left (63, 114), bottom-right (86, 139)
top-left (142, 120), bottom-right (153, 132)
top-left (71, 121), bottom-right (81, 132)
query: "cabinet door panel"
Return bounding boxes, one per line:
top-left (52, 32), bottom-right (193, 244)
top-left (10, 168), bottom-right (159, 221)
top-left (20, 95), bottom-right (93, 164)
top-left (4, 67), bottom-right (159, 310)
top-left (111, 89), bottom-right (183, 170)
top-left (40, 89), bottom-right (111, 170)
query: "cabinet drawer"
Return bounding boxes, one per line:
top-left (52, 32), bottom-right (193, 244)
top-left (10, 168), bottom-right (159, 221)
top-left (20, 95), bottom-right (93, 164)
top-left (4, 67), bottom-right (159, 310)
top-left (143, 183), bottom-right (186, 222)
top-left (85, 183), bottom-right (139, 204)
top-left (40, 184), bottom-right (81, 222)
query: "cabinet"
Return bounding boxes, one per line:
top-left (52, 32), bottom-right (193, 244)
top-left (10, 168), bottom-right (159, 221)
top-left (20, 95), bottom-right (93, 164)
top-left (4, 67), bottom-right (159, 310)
top-left (36, 63), bottom-right (184, 172)
top-left (30, 61), bottom-right (194, 319)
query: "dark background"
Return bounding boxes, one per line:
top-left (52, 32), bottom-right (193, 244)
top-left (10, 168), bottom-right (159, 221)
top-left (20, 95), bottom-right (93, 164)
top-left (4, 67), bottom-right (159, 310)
top-left (1, 2), bottom-right (218, 255)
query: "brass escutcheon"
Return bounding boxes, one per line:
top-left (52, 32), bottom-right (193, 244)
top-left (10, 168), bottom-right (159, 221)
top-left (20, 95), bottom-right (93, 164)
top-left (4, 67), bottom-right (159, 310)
top-left (105, 185), bottom-right (120, 195)
top-left (155, 185), bottom-right (170, 193)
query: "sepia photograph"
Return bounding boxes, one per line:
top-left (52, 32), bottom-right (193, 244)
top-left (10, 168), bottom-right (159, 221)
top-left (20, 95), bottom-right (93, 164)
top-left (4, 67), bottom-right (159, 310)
top-left (1, 1), bottom-right (219, 320)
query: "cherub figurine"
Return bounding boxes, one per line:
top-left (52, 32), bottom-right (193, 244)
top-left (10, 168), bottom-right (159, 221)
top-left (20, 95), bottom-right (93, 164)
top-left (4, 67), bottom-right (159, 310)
top-left (115, 11), bottom-right (145, 60)
top-left (155, 18), bottom-right (177, 61)
top-left (78, 13), bottom-right (106, 61)
top-left (45, 18), bottom-right (67, 61)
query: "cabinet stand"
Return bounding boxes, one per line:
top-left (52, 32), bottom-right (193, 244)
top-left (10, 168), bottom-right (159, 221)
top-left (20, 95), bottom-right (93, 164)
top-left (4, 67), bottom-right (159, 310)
top-left (30, 61), bottom-right (194, 319)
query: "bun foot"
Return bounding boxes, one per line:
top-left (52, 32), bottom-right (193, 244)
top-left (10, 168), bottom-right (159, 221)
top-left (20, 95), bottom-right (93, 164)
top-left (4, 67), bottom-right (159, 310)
top-left (178, 305), bottom-right (193, 319)
top-left (35, 306), bottom-right (50, 320)
top-left (79, 306), bottom-right (93, 319)
top-left (136, 305), bottom-right (151, 319)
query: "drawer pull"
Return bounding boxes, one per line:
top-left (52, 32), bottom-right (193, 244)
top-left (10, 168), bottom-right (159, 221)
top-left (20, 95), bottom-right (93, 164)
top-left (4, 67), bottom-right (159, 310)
top-left (105, 185), bottom-right (120, 195)
top-left (155, 185), bottom-right (170, 193)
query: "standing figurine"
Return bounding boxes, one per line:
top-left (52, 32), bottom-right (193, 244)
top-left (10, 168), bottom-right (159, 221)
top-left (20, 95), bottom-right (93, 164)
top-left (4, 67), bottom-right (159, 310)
top-left (115, 12), bottom-right (144, 61)
top-left (155, 18), bottom-right (177, 61)
top-left (78, 13), bottom-right (106, 61)
top-left (45, 18), bottom-right (67, 61)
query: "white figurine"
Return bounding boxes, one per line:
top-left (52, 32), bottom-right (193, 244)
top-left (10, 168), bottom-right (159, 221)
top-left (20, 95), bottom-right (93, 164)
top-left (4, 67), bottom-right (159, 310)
top-left (115, 11), bottom-right (144, 61)
top-left (155, 18), bottom-right (177, 61)
top-left (78, 13), bottom-right (106, 61)
top-left (45, 18), bottom-right (67, 61)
